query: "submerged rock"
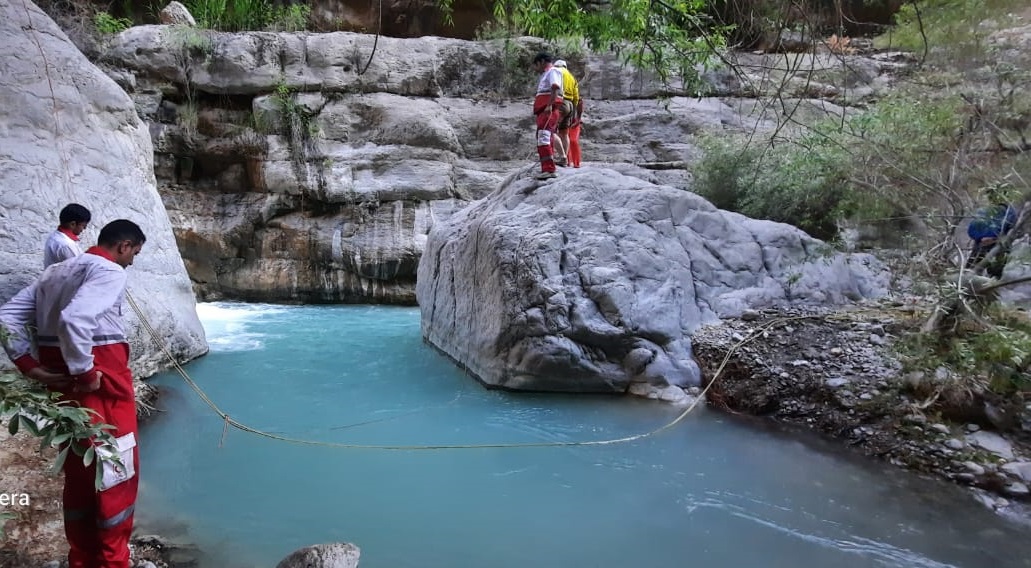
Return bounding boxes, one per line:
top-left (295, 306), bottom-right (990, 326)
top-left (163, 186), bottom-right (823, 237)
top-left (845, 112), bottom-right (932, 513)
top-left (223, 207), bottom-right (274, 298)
top-left (417, 168), bottom-right (888, 392)
top-left (276, 543), bottom-right (361, 568)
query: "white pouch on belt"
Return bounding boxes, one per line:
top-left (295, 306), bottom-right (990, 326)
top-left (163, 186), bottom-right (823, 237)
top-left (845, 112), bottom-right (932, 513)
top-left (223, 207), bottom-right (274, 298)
top-left (98, 432), bottom-right (136, 491)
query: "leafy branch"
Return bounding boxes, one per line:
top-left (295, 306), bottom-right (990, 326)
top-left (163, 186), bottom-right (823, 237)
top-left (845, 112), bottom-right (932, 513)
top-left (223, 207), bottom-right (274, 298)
top-left (0, 373), bottom-right (121, 490)
top-left (445, 0), bottom-right (730, 91)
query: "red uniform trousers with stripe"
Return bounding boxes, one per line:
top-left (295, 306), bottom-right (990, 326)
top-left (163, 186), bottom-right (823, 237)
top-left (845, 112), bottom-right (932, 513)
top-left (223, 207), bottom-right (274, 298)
top-left (40, 343), bottom-right (139, 568)
top-left (533, 94), bottom-right (563, 173)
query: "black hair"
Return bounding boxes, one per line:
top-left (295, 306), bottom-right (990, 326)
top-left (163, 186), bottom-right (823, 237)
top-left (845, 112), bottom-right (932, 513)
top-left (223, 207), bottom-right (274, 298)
top-left (97, 219), bottom-right (146, 247)
top-left (532, 52), bottom-right (553, 64)
top-left (59, 203), bottom-right (91, 225)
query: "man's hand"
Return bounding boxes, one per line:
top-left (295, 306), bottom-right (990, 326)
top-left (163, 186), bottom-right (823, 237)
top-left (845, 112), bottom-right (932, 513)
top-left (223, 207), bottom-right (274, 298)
top-left (74, 371), bottom-right (102, 393)
top-left (25, 367), bottom-right (72, 390)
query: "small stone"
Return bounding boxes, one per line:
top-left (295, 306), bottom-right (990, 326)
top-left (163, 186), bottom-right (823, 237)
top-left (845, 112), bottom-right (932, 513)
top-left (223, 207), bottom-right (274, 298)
top-left (930, 423), bottom-right (951, 435)
top-left (1003, 482), bottom-right (1030, 497)
top-left (859, 393), bottom-right (873, 400)
top-left (628, 382), bottom-right (652, 397)
top-left (869, 333), bottom-right (886, 345)
top-left (825, 377), bottom-right (850, 389)
top-left (687, 386), bottom-right (701, 396)
top-left (966, 423), bottom-right (981, 433)
top-left (956, 473), bottom-right (976, 482)
top-left (779, 372), bottom-right (790, 379)
top-left (935, 367), bottom-right (950, 382)
top-left (731, 332), bottom-right (745, 342)
top-left (789, 359), bottom-right (810, 367)
top-left (903, 371), bottom-right (925, 389)
top-left (160, 1), bottom-right (197, 26)
top-left (137, 562), bottom-right (158, 568)
top-left (42, 562), bottom-right (60, 568)
top-left (741, 309), bottom-right (761, 321)
top-left (945, 438), bottom-right (966, 450)
top-left (658, 385), bottom-right (687, 403)
top-left (967, 431), bottom-right (1014, 459)
top-left (994, 497), bottom-right (1010, 508)
top-left (1001, 462), bottom-right (1031, 483)
top-left (902, 414), bottom-right (927, 425)
top-left (962, 461), bottom-right (986, 475)
top-left (829, 347), bottom-right (843, 356)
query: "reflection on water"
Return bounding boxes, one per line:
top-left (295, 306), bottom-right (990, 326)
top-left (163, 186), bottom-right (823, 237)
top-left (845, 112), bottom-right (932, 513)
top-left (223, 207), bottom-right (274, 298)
top-left (137, 303), bottom-right (1031, 568)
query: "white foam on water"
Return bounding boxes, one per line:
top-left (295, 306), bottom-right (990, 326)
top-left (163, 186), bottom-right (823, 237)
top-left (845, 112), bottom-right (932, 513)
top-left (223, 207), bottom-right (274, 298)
top-left (195, 302), bottom-right (288, 352)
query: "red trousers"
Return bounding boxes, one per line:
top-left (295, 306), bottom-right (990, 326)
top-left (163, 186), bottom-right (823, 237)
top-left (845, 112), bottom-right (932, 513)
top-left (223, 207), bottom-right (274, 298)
top-left (534, 94), bottom-right (562, 173)
top-left (567, 122), bottom-right (582, 167)
top-left (41, 344), bottom-right (139, 568)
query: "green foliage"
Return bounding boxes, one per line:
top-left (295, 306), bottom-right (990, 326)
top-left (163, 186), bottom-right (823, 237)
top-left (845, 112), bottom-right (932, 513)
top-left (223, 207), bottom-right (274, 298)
top-left (271, 78), bottom-right (320, 161)
top-left (165, 24), bottom-right (214, 55)
top-left (876, 0), bottom-right (1028, 57)
top-left (693, 91), bottom-right (978, 239)
top-left (184, 0), bottom-right (309, 31)
top-left (693, 132), bottom-right (851, 238)
top-left (0, 511), bottom-right (13, 541)
top-left (268, 3), bottom-right (311, 32)
top-left (177, 101), bottom-right (200, 141)
top-left (94, 11), bottom-right (133, 35)
top-left (184, 0), bottom-right (227, 29)
top-left (450, 0), bottom-right (729, 91)
top-left (898, 306), bottom-right (1031, 397)
top-left (0, 373), bottom-right (121, 489)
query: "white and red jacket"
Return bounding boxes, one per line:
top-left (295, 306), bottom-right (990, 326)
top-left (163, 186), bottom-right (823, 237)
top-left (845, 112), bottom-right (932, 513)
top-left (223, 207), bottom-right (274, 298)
top-left (2, 247), bottom-right (127, 386)
top-left (2, 246), bottom-right (140, 567)
top-left (533, 65), bottom-right (565, 115)
top-left (43, 227), bottom-right (83, 268)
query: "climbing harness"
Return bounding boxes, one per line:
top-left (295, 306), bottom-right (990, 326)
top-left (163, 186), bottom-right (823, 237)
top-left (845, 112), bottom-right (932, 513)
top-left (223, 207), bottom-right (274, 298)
top-left (123, 293), bottom-right (792, 451)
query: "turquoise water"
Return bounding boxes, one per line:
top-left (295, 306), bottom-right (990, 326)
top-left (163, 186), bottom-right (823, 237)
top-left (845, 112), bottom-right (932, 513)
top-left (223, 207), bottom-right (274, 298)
top-left (137, 303), bottom-right (1031, 568)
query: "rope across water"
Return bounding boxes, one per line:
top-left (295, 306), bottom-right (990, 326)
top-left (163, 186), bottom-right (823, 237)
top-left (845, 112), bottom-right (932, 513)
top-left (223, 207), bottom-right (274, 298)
top-left (126, 293), bottom-right (795, 451)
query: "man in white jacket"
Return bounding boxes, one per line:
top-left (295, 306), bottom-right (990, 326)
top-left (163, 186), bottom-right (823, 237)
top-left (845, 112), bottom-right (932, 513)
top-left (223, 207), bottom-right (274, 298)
top-left (1, 219), bottom-right (145, 568)
top-left (44, 203), bottom-right (91, 268)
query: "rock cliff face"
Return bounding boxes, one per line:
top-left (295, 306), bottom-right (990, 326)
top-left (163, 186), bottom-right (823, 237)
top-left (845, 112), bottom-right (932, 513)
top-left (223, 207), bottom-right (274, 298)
top-left (416, 168), bottom-right (889, 392)
top-left (0, 1), bottom-right (208, 376)
top-left (97, 24), bottom-right (906, 304)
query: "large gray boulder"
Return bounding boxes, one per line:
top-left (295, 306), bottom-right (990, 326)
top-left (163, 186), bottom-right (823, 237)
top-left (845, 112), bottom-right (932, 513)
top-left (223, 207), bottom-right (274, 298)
top-left (417, 168), bottom-right (888, 392)
top-left (0, 0), bottom-right (207, 376)
top-left (276, 543), bottom-right (360, 568)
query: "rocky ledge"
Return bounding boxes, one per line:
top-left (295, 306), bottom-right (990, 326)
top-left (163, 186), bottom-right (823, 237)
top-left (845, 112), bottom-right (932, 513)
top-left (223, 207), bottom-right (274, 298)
top-left (692, 299), bottom-right (1031, 518)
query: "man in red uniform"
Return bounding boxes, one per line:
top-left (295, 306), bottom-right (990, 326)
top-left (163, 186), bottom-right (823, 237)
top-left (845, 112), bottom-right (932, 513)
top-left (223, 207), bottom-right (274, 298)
top-left (1, 219), bottom-right (146, 568)
top-left (531, 52), bottom-right (565, 180)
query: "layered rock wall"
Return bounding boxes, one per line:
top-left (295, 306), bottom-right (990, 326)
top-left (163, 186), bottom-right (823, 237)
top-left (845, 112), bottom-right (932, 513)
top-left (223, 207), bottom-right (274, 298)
top-left (98, 25), bottom-right (905, 303)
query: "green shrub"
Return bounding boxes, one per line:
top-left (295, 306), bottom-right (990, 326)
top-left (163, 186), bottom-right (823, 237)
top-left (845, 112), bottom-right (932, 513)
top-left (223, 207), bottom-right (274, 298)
top-left (183, 0), bottom-right (309, 31)
top-left (268, 3), bottom-right (310, 32)
top-left (184, 0), bottom-right (309, 31)
top-left (897, 306), bottom-right (1031, 397)
top-left (184, 0), bottom-right (228, 30)
top-left (94, 11), bottom-right (133, 35)
top-left (693, 133), bottom-right (851, 238)
top-left (693, 91), bottom-right (973, 239)
top-left (876, 0), bottom-right (1029, 58)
